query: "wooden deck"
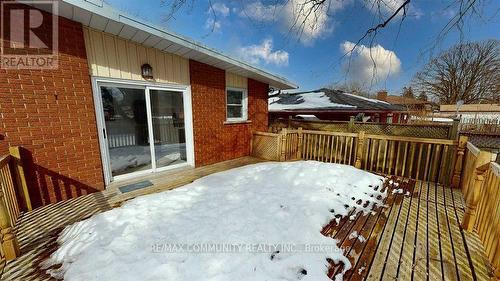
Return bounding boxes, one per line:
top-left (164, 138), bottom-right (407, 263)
top-left (323, 176), bottom-right (493, 281)
top-left (0, 156), bottom-right (264, 281)
top-left (0, 158), bottom-right (494, 281)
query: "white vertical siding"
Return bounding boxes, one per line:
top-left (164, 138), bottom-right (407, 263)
top-left (226, 72), bottom-right (248, 89)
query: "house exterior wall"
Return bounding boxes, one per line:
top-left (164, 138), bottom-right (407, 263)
top-left (189, 60), bottom-right (268, 166)
top-left (0, 8), bottom-right (104, 208)
top-left (82, 27), bottom-right (190, 85)
top-left (226, 72), bottom-right (247, 89)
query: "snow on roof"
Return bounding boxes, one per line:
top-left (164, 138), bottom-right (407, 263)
top-left (269, 89), bottom-right (405, 112)
top-left (343, 93), bottom-right (390, 105)
top-left (269, 91), bottom-right (356, 111)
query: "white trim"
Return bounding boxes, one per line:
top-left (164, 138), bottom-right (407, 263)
top-left (91, 76), bottom-right (195, 185)
top-left (91, 77), bottom-right (112, 185)
top-left (226, 87), bottom-right (248, 122)
top-left (467, 142), bottom-right (480, 157)
top-left (184, 86), bottom-right (196, 167)
top-left (145, 87), bottom-right (156, 171)
top-left (91, 76), bottom-right (189, 90)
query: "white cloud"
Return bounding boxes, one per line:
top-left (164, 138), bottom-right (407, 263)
top-left (341, 41), bottom-right (401, 85)
top-left (238, 1), bottom-right (279, 22)
top-left (238, 39), bottom-right (289, 66)
top-left (364, 0), bottom-right (423, 19)
top-left (204, 2), bottom-right (229, 32)
top-left (239, 0), bottom-right (351, 45)
top-left (211, 2), bottom-right (230, 17)
top-left (283, 0), bottom-right (333, 45)
top-left (204, 18), bottom-right (221, 32)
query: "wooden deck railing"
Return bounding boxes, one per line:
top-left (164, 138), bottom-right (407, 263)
top-left (460, 142), bottom-right (499, 279)
top-left (0, 147), bottom-right (32, 263)
top-left (253, 128), bottom-right (461, 185)
top-left (253, 128), bottom-right (499, 277)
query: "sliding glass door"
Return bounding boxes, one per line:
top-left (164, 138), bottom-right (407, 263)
top-left (98, 83), bottom-right (189, 181)
top-left (101, 85), bottom-right (151, 177)
top-left (150, 89), bottom-right (187, 169)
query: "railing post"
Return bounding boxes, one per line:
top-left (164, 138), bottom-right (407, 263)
top-left (448, 118), bottom-right (460, 140)
top-left (461, 164), bottom-right (488, 232)
top-left (451, 136), bottom-right (468, 188)
top-left (296, 127), bottom-right (303, 160)
top-left (0, 189), bottom-right (20, 260)
top-left (355, 131), bottom-right (365, 169)
top-left (279, 128), bottom-right (287, 161)
top-left (9, 146), bottom-right (32, 211)
top-left (348, 116), bottom-right (355, 132)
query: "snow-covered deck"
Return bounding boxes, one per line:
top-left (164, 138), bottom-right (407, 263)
top-left (0, 159), bottom-right (492, 281)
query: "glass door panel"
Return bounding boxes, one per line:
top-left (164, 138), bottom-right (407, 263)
top-left (100, 86), bottom-right (152, 177)
top-left (149, 89), bottom-right (187, 168)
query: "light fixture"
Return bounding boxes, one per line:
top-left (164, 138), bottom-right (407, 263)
top-left (141, 63), bottom-right (153, 79)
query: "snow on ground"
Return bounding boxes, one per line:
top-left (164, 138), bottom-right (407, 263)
top-left (42, 161), bottom-right (386, 281)
top-left (269, 92), bottom-right (356, 111)
top-left (348, 231), bottom-right (366, 243)
top-left (110, 143), bottom-right (186, 173)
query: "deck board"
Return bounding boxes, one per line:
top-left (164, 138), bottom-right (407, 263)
top-left (0, 159), bottom-right (494, 281)
top-left (414, 180), bottom-right (429, 281)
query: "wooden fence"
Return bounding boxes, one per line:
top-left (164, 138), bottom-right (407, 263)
top-left (252, 128), bottom-right (460, 185)
top-left (269, 118), bottom-right (457, 139)
top-left (0, 147), bottom-right (31, 263)
top-left (459, 142), bottom-right (499, 279)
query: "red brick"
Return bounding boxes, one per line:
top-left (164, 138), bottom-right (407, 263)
top-left (189, 60), bottom-right (268, 166)
top-left (0, 4), bottom-right (104, 207)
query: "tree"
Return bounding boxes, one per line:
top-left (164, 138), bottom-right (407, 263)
top-left (417, 92), bottom-right (428, 102)
top-left (330, 81), bottom-right (372, 98)
top-left (412, 40), bottom-right (499, 104)
top-left (402, 87), bottom-right (414, 99)
top-left (161, 0), bottom-right (495, 89)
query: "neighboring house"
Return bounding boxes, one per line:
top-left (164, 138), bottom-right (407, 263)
top-left (439, 104), bottom-right (500, 121)
top-left (376, 91), bottom-right (434, 112)
top-left (269, 89), bottom-right (407, 123)
top-left (0, 0), bottom-right (296, 207)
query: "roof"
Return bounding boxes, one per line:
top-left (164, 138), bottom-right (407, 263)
top-left (385, 95), bottom-right (430, 105)
top-left (269, 89), bottom-right (406, 112)
top-left (29, 0), bottom-right (297, 89)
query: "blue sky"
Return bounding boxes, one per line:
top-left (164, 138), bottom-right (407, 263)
top-left (106, 0), bottom-right (499, 94)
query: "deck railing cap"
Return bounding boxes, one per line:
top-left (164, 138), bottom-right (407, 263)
top-left (466, 142), bottom-right (481, 157)
top-left (491, 162), bottom-right (500, 177)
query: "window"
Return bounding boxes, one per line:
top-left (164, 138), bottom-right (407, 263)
top-left (226, 88), bottom-right (247, 122)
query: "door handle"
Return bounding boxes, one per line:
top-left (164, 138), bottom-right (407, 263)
top-left (103, 128), bottom-right (107, 138)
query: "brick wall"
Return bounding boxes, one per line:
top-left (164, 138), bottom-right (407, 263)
top-left (0, 5), bottom-right (104, 208)
top-left (189, 60), bottom-right (268, 166)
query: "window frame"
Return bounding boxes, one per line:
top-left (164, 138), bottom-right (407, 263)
top-left (225, 87), bottom-right (248, 122)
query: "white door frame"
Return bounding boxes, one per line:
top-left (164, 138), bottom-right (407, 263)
top-left (91, 76), bottom-right (195, 186)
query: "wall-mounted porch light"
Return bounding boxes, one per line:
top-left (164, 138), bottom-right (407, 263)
top-left (141, 63), bottom-right (153, 80)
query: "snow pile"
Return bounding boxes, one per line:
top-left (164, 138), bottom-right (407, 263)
top-left (391, 188), bottom-right (404, 195)
top-left (348, 231), bottom-right (366, 243)
top-left (42, 161), bottom-right (385, 281)
top-left (269, 92), bottom-right (356, 111)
